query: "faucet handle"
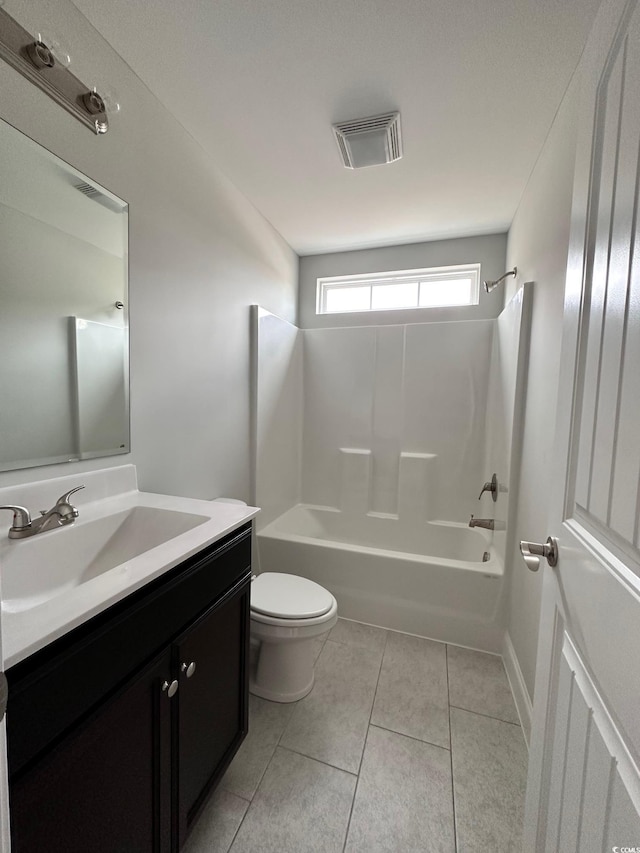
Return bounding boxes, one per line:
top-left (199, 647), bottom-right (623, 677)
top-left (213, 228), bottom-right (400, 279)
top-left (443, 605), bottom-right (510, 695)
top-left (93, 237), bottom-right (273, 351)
top-left (478, 473), bottom-right (498, 502)
top-left (0, 505), bottom-right (32, 529)
top-left (55, 485), bottom-right (85, 506)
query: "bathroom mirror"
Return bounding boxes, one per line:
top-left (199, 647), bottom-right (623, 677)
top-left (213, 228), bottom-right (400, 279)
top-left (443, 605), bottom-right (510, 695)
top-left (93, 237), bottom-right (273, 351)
top-left (0, 119), bottom-right (129, 472)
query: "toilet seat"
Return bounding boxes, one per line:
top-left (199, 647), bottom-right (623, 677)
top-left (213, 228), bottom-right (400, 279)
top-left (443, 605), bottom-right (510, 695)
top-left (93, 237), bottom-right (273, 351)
top-left (251, 572), bottom-right (333, 620)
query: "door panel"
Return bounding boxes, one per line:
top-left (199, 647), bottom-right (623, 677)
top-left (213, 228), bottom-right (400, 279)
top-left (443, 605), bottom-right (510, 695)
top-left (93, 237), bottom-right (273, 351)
top-left (9, 649), bottom-right (172, 853)
top-left (572, 0), bottom-right (640, 554)
top-left (175, 575), bottom-right (250, 846)
top-left (525, 0), bottom-right (640, 847)
top-left (542, 633), bottom-right (640, 852)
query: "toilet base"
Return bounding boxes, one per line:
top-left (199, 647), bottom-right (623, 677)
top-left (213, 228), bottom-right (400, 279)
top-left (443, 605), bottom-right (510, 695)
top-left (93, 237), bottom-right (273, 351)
top-left (250, 670), bottom-right (315, 703)
top-left (249, 635), bottom-right (318, 703)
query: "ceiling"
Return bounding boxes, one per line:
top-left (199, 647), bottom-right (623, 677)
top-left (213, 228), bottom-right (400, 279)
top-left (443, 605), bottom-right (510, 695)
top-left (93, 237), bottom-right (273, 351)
top-left (71, 0), bottom-right (602, 256)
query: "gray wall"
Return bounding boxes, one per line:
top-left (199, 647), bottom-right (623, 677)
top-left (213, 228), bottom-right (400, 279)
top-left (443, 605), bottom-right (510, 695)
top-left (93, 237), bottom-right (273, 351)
top-left (503, 77), bottom-right (580, 700)
top-left (299, 234), bottom-right (507, 329)
top-left (0, 0), bottom-right (298, 499)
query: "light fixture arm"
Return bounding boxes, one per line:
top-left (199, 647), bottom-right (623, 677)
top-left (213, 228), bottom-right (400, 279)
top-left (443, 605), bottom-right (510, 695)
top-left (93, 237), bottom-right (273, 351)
top-left (0, 6), bottom-right (110, 134)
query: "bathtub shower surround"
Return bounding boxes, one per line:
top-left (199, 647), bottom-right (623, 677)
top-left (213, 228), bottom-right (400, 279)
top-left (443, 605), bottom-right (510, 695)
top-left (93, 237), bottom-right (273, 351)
top-left (251, 307), bottom-right (302, 530)
top-left (483, 286), bottom-right (532, 571)
top-left (259, 506), bottom-right (502, 649)
top-left (302, 320), bottom-right (493, 522)
top-left (253, 293), bottom-right (530, 651)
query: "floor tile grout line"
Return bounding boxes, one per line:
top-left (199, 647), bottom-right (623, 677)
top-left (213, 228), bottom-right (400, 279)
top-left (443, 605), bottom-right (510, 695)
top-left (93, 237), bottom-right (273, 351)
top-left (340, 725), bottom-right (371, 853)
top-left (446, 644), bottom-right (459, 853)
top-left (223, 793), bottom-right (251, 853)
top-left (223, 738), bottom-right (281, 851)
top-left (314, 632), bottom-right (330, 661)
top-left (276, 702), bottom-right (298, 749)
top-left (277, 742), bottom-right (359, 777)
top-left (356, 627), bottom-right (388, 776)
top-left (367, 722), bottom-right (451, 752)
top-left (224, 697), bottom-right (300, 848)
top-left (341, 628), bottom-right (389, 853)
top-left (240, 701), bottom-right (298, 802)
top-left (323, 636), bottom-right (385, 658)
top-left (449, 704), bottom-right (522, 727)
top-left (275, 627), bottom-right (386, 788)
top-left (226, 685), bottom-right (354, 853)
top-left (252, 702), bottom-right (300, 807)
top-left (219, 785), bottom-right (252, 805)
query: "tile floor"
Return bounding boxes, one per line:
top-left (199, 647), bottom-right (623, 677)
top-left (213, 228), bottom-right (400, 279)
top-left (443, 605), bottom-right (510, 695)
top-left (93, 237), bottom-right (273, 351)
top-left (185, 619), bottom-right (528, 853)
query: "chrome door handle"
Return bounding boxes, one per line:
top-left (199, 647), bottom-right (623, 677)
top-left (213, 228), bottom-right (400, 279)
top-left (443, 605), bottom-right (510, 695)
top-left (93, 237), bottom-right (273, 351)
top-left (519, 537), bottom-right (559, 572)
top-left (181, 661), bottom-right (196, 678)
top-left (161, 679), bottom-right (179, 698)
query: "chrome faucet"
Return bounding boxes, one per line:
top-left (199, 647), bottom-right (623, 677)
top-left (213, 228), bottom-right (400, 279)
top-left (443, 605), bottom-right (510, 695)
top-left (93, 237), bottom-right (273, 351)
top-left (469, 515), bottom-right (495, 530)
top-left (0, 486), bottom-right (84, 539)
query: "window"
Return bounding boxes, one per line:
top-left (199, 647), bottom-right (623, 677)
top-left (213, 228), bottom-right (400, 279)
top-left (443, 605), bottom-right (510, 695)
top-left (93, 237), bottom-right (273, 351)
top-left (316, 264), bottom-right (481, 315)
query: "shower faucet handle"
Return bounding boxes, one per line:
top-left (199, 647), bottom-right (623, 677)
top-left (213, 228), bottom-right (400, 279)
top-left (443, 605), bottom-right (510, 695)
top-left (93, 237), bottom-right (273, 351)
top-left (478, 473), bottom-right (498, 502)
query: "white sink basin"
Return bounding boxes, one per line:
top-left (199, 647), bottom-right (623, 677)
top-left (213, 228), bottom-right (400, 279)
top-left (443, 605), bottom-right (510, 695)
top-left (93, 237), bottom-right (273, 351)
top-left (0, 465), bottom-right (260, 668)
top-left (1, 505), bottom-right (209, 613)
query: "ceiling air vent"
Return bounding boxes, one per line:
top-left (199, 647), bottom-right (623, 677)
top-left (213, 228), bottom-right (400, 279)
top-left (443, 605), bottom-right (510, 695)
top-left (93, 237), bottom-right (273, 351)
top-left (332, 111), bottom-right (403, 169)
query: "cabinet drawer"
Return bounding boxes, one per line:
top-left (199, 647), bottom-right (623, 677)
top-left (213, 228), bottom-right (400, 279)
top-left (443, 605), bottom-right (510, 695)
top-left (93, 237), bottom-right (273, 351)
top-left (7, 523), bottom-right (251, 778)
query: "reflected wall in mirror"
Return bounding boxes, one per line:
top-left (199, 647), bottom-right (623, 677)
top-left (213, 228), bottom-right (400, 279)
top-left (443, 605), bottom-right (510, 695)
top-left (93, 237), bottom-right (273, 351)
top-left (0, 119), bottom-right (129, 472)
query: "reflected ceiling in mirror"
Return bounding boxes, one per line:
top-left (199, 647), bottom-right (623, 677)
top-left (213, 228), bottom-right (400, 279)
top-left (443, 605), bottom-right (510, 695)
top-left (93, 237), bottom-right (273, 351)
top-left (0, 119), bottom-right (129, 472)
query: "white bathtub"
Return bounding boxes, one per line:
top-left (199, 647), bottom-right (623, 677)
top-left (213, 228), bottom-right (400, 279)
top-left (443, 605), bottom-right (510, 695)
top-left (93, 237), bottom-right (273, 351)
top-left (257, 505), bottom-right (505, 652)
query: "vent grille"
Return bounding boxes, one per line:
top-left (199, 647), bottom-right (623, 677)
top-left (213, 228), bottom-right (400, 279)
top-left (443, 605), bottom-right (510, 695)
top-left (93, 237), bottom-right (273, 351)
top-left (75, 182), bottom-right (101, 200)
top-left (388, 119), bottom-right (401, 161)
top-left (332, 111), bottom-right (403, 169)
top-left (334, 113), bottom-right (398, 135)
top-left (73, 182), bottom-right (125, 213)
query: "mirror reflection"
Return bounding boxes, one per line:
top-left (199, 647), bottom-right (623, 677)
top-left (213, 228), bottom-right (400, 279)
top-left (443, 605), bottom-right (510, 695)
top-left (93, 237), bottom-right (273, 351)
top-left (0, 119), bottom-right (129, 472)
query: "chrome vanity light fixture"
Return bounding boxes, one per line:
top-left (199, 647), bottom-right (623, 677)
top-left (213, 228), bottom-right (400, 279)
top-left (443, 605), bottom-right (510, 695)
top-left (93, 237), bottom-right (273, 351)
top-left (484, 267), bottom-right (517, 293)
top-left (0, 6), bottom-right (112, 134)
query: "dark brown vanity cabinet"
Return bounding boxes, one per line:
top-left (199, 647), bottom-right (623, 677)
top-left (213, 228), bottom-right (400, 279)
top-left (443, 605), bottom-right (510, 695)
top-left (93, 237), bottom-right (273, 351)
top-left (175, 579), bottom-right (249, 843)
top-left (5, 523), bottom-right (252, 853)
top-left (10, 648), bottom-right (174, 853)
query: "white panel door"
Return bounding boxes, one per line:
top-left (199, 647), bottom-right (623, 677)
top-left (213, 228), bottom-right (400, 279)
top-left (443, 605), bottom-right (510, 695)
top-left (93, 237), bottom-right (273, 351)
top-left (524, 0), bottom-right (640, 849)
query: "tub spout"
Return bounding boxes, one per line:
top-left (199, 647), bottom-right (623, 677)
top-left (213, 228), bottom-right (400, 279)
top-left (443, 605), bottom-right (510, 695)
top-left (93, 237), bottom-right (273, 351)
top-left (469, 515), bottom-right (494, 530)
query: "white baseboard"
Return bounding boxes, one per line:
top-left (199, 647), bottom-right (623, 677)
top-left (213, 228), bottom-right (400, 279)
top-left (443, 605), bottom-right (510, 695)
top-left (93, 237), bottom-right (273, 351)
top-left (502, 632), bottom-right (533, 748)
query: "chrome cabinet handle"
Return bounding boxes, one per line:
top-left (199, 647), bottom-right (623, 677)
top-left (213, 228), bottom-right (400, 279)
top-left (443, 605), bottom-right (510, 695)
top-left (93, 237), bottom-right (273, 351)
top-left (520, 537), bottom-right (559, 572)
top-left (181, 661), bottom-right (196, 678)
top-left (161, 679), bottom-right (179, 698)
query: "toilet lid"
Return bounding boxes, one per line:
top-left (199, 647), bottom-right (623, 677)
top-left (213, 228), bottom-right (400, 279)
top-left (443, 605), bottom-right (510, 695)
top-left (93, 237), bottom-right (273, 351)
top-left (251, 573), bottom-right (334, 619)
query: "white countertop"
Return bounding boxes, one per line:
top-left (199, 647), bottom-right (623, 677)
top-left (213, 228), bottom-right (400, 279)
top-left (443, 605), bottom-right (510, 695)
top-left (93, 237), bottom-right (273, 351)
top-left (0, 466), bottom-right (259, 668)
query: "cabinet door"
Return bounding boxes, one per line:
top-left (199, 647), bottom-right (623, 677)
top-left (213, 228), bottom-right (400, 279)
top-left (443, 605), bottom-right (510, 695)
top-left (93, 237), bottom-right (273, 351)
top-left (175, 575), bottom-right (250, 846)
top-left (9, 649), bottom-right (173, 853)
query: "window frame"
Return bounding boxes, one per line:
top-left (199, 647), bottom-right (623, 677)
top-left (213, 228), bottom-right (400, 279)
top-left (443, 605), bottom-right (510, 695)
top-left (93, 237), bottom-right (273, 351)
top-left (316, 263), bottom-right (482, 315)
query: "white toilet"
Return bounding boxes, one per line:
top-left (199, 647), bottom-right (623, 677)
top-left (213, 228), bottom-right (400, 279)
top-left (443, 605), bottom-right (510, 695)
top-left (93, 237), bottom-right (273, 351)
top-left (250, 572), bottom-right (338, 703)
